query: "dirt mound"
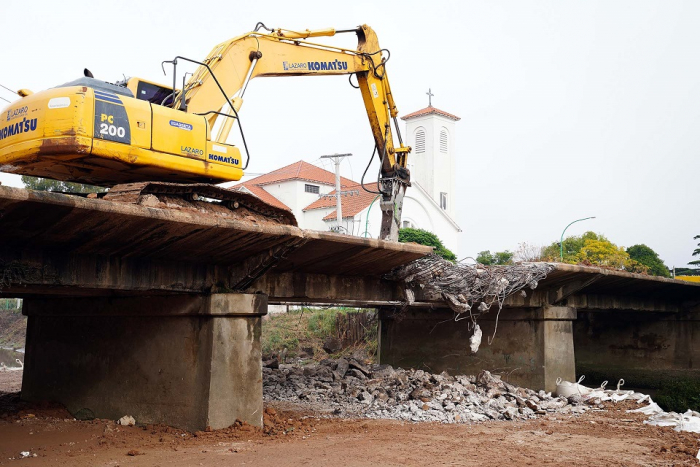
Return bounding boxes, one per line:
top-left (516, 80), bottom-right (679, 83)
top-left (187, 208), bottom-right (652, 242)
top-left (0, 311), bottom-right (25, 348)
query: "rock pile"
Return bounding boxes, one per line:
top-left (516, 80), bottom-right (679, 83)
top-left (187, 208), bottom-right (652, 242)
top-left (263, 359), bottom-right (594, 423)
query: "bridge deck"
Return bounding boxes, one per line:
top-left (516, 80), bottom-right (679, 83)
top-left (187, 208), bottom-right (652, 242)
top-left (0, 186), bottom-right (430, 294)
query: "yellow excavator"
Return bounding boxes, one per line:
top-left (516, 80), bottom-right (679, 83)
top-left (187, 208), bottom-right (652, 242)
top-left (0, 23), bottom-right (411, 240)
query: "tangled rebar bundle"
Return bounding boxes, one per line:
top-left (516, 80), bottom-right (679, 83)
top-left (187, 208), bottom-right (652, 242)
top-left (387, 255), bottom-right (555, 347)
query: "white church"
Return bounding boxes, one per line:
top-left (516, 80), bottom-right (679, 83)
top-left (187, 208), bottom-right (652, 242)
top-left (232, 101), bottom-right (462, 256)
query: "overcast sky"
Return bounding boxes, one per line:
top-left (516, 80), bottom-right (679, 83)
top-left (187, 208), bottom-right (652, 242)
top-left (1, 0), bottom-right (698, 267)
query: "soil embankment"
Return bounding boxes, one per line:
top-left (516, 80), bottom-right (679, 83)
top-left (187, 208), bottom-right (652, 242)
top-left (0, 310), bottom-right (25, 349)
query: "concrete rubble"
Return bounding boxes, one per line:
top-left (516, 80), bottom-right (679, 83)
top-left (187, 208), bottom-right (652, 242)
top-left (263, 359), bottom-right (596, 423)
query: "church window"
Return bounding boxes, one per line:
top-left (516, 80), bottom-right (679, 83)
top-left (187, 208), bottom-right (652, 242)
top-left (305, 184), bottom-right (319, 194)
top-left (415, 128), bottom-right (426, 153)
top-left (440, 129), bottom-right (448, 153)
top-left (440, 192), bottom-right (447, 210)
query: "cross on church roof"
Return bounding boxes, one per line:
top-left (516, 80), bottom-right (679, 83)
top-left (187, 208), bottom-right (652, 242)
top-left (426, 88), bottom-right (434, 107)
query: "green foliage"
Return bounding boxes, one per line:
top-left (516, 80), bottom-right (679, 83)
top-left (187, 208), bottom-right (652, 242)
top-left (307, 308), bottom-right (339, 339)
top-left (675, 268), bottom-right (700, 276)
top-left (626, 244), bottom-right (670, 278)
top-left (542, 231), bottom-right (603, 263)
top-left (21, 176), bottom-right (107, 194)
top-left (656, 379), bottom-right (700, 413)
top-left (398, 228), bottom-right (456, 262)
top-left (262, 308), bottom-right (378, 361)
top-left (0, 299), bottom-right (22, 314)
top-left (541, 231), bottom-right (648, 273)
top-left (577, 239), bottom-right (633, 269)
top-left (690, 235), bottom-right (700, 267)
top-left (0, 304), bottom-right (27, 348)
top-left (476, 250), bottom-right (514, 265)
top-left (261, 314), bottom-right (302, 358)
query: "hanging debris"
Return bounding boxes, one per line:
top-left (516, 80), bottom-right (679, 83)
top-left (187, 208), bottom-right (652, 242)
top-left (387, 254), bottom-right (555, 345)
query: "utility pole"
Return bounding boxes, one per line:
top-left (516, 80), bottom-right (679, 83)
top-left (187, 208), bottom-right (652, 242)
top-left (320, 153), bottom-right (353, 232)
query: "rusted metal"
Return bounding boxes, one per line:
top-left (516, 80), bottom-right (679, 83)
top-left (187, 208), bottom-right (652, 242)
top-left (231, 237), bottom-right (308, 290)
top-left (104, 181), bottom-right (298, 226)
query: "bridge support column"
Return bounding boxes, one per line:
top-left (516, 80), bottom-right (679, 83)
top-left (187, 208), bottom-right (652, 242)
top-left (21, 293), bottom-right (266, 431)
top-left (378, 306), bottom-right (576, 392)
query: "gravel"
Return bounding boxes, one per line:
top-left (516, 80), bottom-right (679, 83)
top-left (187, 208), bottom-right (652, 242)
top-left (264, 358), bottom-right (595, 423)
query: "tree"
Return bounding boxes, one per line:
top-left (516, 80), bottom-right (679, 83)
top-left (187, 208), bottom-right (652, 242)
top-left (541, 231), bottom-right (647, 273)
top-left (513, 242), bottom-right (545, 262)
top-left (676, 268), bottom-right (700, 276)
top-left (476, 250), bottom-right (514, 265)
top-left (398, 228), bottom-right (456, 262)
top-left (542, 231), bottom-right (602, 263)
top-left (21, 176), bottom-right (106, 194)
top-left (690, 235), bottom-right (700, 267)
top-left (627, 244), bottom-right (670, 278)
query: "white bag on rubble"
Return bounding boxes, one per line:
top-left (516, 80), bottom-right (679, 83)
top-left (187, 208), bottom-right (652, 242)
top-left (585, 380), bottom-right (614, 402)
top-left (469, 325), bottom-right (482, 354)
top-left (645, 410), bottom-right (700, 433)
top-left (555, 376), bottom-right (592, 398)
top-left (629, 402), bottom-right (664, 416)
top-left (678, 411), bottom-right (700, 433)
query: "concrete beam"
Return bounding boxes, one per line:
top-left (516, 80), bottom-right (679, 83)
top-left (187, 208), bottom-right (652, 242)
top-left (22, 293), bottom-right (266, 431)
top-left (247, 271), bottom-right (407, 304)
top-left (502, 289), bottom-right (682, 313)
top-left (549, 275), bottom-right (603, 305)
top-left (0, 247), bottom-right (413, 307)
top-left (564, 293), bottom-right (680, 313)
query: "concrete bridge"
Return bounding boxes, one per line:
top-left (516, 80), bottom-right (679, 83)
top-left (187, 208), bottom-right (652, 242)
top-left (0, 186), bottom-right (427, 431)
top-left (0, 186), bottom-right (698, 430)
top-left (379, 264), bottom-right (700, 393)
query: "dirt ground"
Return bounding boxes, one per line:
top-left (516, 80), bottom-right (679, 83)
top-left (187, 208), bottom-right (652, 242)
top-left (1, 372), bottom-right (699, 466)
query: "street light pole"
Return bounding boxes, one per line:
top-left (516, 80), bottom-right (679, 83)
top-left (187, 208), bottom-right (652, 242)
top-left (560, 217), bottom-right (596, 261)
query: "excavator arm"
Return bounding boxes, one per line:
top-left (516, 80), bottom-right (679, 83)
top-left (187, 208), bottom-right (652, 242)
top-left (173, 25), bottom-right (411, 240)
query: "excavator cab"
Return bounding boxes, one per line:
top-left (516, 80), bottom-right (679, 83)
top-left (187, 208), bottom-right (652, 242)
top-left (124, 78), bottom-right (175, 107)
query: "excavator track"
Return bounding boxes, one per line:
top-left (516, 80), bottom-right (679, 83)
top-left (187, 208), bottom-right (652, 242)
top-left (102, 182), bottom-right (297, 227)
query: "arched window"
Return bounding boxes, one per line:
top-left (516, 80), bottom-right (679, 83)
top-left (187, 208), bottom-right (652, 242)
top-left (440, 129), bottom-right (448, 153)
top-left (415, 128), bottom-right (426, 153)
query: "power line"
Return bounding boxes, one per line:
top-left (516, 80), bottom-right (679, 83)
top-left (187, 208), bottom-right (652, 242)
top-left (0, 95), bottom-right (10, 103)
top-left (0, 83), bottom-right (18, 96)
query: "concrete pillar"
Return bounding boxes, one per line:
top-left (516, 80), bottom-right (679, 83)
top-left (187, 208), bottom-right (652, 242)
top-left (574, 309), bottom-right (700, 389)
top-left (21, 293), bottom-right (266, 431)
top-left (378, 306), bottom-right (576, 392)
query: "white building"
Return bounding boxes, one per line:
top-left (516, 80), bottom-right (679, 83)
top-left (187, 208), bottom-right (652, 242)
top-left (231, 104), bottom-right (462, 256)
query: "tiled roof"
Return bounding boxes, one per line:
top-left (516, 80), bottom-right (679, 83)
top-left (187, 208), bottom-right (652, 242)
top-left (303, 183), bottom-right (380, 220)
top-left (239, 160), bottom-right (355, 188)
top-left (231, 184), bottom-right (291, 211)
top-left (401, 105), bottom-right (460, 121)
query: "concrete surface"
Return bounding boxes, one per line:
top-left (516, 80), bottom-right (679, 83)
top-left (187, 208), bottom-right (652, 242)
top-left (574, 309), bottom-right (700, 389)
top-left (22, 293), bottom-right (266, 431)
top-left (378, 306), bottom-right (576, 392)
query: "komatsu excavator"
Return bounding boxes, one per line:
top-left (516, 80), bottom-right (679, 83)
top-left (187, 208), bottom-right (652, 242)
top-left (0, 23), bottom-right (411, 240)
